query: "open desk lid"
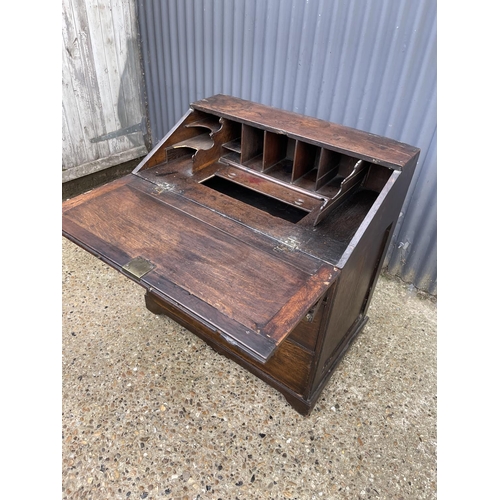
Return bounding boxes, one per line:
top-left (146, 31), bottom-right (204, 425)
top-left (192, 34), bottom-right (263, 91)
top-left (62, 175), bottom-right (338, 363)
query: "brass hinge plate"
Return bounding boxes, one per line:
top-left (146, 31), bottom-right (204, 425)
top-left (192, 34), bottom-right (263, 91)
top-left (122, 257), bottom-right (155, 279)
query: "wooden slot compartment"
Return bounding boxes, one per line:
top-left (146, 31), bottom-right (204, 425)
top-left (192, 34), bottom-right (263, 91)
top-left (222, 137), bottom-right (242, 164)
top-left (220, 150), bottom-right (241, 164)
top-left (165, 146), bottom-right (196, 162)
top-left (263, 136), bottom-right (296, 183)
top-left (163, 110), bottom-right (216, 148)
top-left (263, 131), bottom-right (288, 170)
top-left (167, 132), bottom-right (214, 151)
top-left (241, 124), bottom-right (264, 170)
top-left (223, 139), bottom-right (242, 154)
top-left (221, 119), bottom-right (242, 163)
top-left (139, 110), bottom-right (213, 170)
top-left (360, 163), bottom-right (393, 193)
top-left (316, 154), bottom-right (358, 198)
top-left (315, 148), bottom-right (341, 191)
top-left (292, 141), bottom-right (321, 190)
top-left (193, 118), bottom-right (244, 173)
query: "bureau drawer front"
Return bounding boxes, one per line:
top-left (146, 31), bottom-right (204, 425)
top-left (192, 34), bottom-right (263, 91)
top-left (145, 291), bottom-right (313, 395)
top-left (258, 340), bottom-right (312, 395)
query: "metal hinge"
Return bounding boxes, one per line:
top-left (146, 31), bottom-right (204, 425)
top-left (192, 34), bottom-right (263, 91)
top-left (90, 118), bottom-right (146, 143)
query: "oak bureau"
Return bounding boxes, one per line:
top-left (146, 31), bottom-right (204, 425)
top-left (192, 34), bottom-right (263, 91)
top-left (62, 95), bottom-right (419, 415)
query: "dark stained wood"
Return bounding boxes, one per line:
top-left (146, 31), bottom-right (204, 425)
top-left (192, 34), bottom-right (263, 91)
top-left (285, 291), bottom-right (329, 353)
top-left (213, 164), bottom-right (322, 213)
top-left (130, 176), bottom-right (326, 275)
top-left (161, 110), bottom-right (217, 146)
top-left (263, 131), bottom-right (288, 170)
top-left (145, 290), bottom-right (314, 397)
top-left (63, 174), bottom-right (338, 363)
top-left (63, 95), bottom-right (419, 415)
top-left (311, 171), bottom-right (414, 393)
top-left (362, 163), bottom-right (393, 192)
top-left (292, 141), bottom-right (319, 183)
top-left (316, 148), bottom-right (341, 190)
top-left (222, 139), bottom-right (242, 154)
top-left (261, 265), bottom-right (335, 342)
top-left (201, 176), bottom-right (309, 223)
top-left (170, 133), bottom-right (213, 151)
top-left (192, 117), bottom-right (241, 172)
top-left (139, 109), bottom-right (202, 169)
top-left (313, 160), bottom-right (369, 226)
top-left (192, 94), bottom-right (420, 169)
top-left (184, 115), bottom-right (222, 132)
top-left (241, 123), bottom-right (264, 166)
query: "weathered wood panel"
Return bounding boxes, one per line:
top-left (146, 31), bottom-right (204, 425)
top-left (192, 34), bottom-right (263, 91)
top-left (62, 0), bottom-right (147, 182)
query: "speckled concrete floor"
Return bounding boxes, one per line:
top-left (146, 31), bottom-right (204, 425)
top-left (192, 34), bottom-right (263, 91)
top-left (62, 237), bottom-right (437, 500)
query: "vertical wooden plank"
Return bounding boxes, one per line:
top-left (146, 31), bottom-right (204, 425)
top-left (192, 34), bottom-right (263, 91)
top-left (263, 131), bottom-right (287, 170)
top-left (85, 0), bottom-right (127, 155)
top-left (315, 148), bottom-right (341, 190)
top-left (110, 0), bottom-right (131, 130)
top-left (62, 0), bottom-right (109, 165)
top-left (110, 0), bottom-right (145, 149)
top-left (241, 124), bottom-right (264, 167)
top-left (292, 141), bottom-right (319, 182)
top-left (62, 100), bottom-right (79, 170)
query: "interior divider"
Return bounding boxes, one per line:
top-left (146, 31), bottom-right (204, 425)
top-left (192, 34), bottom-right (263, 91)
top-left (338, 155), bottom-right (359, 178)
top-left (218, 122), bottom-right (369, 209)
top-left (292, 141), bottom-right (320, 183)
top-left (241, 124), bottom-right (264, 167)
top-left (263, 131), bottom-right (288, 170)
top-left (316, 149), bottom-right (341, 191)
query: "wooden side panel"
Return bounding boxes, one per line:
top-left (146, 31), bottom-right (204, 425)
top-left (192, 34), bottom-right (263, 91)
top-left (140, 110), bottom-right (207, 169)
top-left (241, 124), bottom-right (264, 165)
top-left (311, 156), bottom-right (419, 391)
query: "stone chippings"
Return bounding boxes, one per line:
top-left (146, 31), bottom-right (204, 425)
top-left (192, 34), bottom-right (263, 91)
top-left (62, 238), bottom-right (437, 500)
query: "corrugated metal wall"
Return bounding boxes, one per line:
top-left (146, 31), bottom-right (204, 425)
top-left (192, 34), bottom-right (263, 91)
top-left (62, 0), bottom-right (148, 182)
top-left (136, 0), bottom-right (437, 295)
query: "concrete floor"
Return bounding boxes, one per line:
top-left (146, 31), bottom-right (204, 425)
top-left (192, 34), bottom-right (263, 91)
top-left (62, 237), bottom-right (437, 500)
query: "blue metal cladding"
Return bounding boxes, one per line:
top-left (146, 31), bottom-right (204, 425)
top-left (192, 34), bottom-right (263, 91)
top-left (136, 0), bottom-right (437, 294)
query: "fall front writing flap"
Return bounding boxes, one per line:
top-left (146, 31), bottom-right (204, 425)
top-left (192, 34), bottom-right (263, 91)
top-left (62, 174), bottom-right (338, 363)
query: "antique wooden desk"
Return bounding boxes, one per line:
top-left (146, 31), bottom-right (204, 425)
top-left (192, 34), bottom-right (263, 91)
top-left (62, 95), bottom-right (419, 415)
